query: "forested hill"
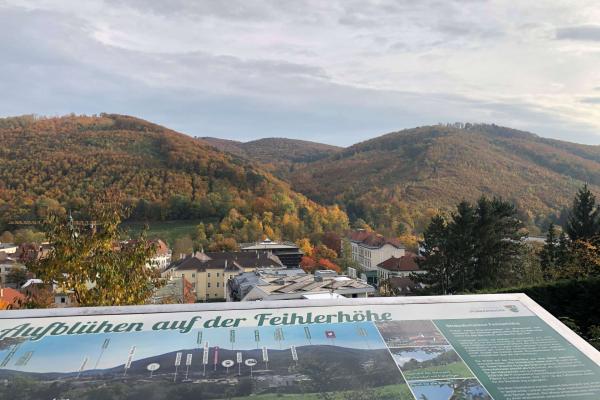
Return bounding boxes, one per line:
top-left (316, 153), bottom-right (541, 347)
top-left (288, 124), bottom-right (600, 235)
top-left (0, 114), bottom-right (349, 242)
top-left (201, 136), bottom-right (342, 177)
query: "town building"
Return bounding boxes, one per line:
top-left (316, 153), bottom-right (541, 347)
top-left (164, 250), bottom-right (285, 301)
top-left (227, 269), bottom-right (375, 301)
top-left (120, 239), bottom-right (172, 269)
top-left (343, 229), bottom-right (406, 286)
top-left (0, 252), bottom-right (25, 287)
top-left (385, 277), bottom-right (424, 296)
top-left (376, 252), bottom-right (424, 281)
top-left (240, 238), bottom-right (303, 268)
top-left (375, 252), bottom-right (425, 296)
top-left (151, 275), bottom-right (196, 304)
top-left (0, 242), bottom-right (18, 254)
top-left (345, 230), bottom-right (406, 271)
top-left (15, 242), bottom-right (51, 263)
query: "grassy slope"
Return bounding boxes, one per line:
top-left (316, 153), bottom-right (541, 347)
top-left (122, 220), bottom-right (207, 245)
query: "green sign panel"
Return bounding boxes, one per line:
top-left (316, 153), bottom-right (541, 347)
top-left (0, 295), bottom-right (598, 399)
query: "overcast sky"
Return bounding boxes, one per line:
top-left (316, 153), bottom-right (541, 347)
top-left (1, 0), bottom-right (600, 146)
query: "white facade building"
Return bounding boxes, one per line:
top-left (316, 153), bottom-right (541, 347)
top-left (346, 230), bottom-right (405, 271)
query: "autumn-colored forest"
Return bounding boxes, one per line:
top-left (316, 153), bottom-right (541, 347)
top-left (288, 124), bottom-right (600, 236)
top-left (0, 114), bottom-right (349, 244)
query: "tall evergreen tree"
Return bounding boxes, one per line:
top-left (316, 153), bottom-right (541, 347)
top-left (416, 215), bottom-right (452, 294)
top-left (540, 223), bottom-right (559, 279)
top-left (447, 201), bottom-right (476, 292)
top-left (566, 184), bottom-right (600, 241)
top-left (472, 197), bottom-right (525, 289)
top-left (416, 196), bottom-right (526, 293)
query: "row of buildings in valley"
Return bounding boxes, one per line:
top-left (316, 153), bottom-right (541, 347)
top-left (1, 230), bottom-right (426, 308)
top-left (160, 239), bottom-right (374, 303)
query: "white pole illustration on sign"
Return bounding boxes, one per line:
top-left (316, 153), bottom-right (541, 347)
top-left (222, 359), bottom-right (234, 373)
top-left (290, 345), bottom-right (298, 366)
top-left (356, 325), bottom-right (370, 349)
top-left (94, 338), bottom-right (110, 369)
top-left (274, 327), bottom-right (284, 349)
top-left (213, 346), bottom-right (219, 371)
top-left (236, 351), bottom-right (242, 376)
top-left (304, 326), bottom-right (312, 345)
top-left (77, 356), bottom-right (88, 379)
top-left (245, 358), bottom-right (257, 378)
top-left (230, 329), bottom-right (235, 350)
top-left (202, 341), bottom-right (209, 376)
top-left (198, 331), bottom-right (204, 376)
top-left (1, 344), bottom-right (21, 367)
top-left (262, 346), bottom-right (269, 370)
top-left (185, 353), bottom-right (193, 380)
top-left (124, 346), bottom-right (136, 377)
top-left (254, 329), bottom-right (260, 349)
top-left (15, 351), bottom-right (34, 367)
top-left (147, 362), bottom-right (160, 378)
top-left (173, 351), bottom-right (182, 382)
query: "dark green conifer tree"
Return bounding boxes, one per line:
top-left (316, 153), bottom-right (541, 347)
top-left (540, 223), bottom-right (559, 279)
top-left (415, 215), bottom-right (452, 294)
top-left (566, 184), bottom-right (600, 241)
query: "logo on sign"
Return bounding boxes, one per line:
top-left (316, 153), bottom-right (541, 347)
top-left (222, 359), bottom-right (234, 368)
top-left (146, 363), bottom-right (160, 372)
top-left (245, 358), bottom-right (257, 367)
top-left (325, 330), bottom-right (336, 339)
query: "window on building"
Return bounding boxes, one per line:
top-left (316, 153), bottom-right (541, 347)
top-left (217, 273), bottom-right (220, 277)
top-left (60, 297), bottom-right (66, 303)
top-left (217, 282), bottom-right (220, 288)
top-left (208, 283), bottom-right (211, 287)
top-left (208, 273), bottom-right (211, 277)
top-left (192, 273), bottom-right (195, 277)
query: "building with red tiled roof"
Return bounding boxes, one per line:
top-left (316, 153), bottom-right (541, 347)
top-left (376, 252), bottom-right (424, 279)
top-left (344, 230), bottom-right (405, 276)
top-left (376, 252), bottom-right (426, 295)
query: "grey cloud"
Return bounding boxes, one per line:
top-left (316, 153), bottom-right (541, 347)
top-left (556, 25), bottom-right (600, 41)
top-left (580, 97), bottom-right (600, 104)
top-left (0, 1), bottom-right (599, 146)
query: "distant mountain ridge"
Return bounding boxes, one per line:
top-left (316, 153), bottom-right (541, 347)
top-left (286, 124), bottom-right (600, 234)
top-left (201, 136), bottom-right (342, 178)
top-left (2, 114), bottom-right (598, 236)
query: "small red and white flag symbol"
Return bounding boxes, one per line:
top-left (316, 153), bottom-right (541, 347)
top-left (325, 330), bottom-right (336, 339)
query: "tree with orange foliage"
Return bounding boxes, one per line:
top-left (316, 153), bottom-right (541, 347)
top-left (300, 256), bottom-right (318, 273)
top-left (318, 258), bottom-right (341, 273)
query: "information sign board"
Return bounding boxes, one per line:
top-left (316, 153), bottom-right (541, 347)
top-left (0, 294), bottom-right (599, 399)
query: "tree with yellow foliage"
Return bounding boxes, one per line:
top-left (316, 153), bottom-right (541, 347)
top-left (28, 196), bottom-right (162, 307)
